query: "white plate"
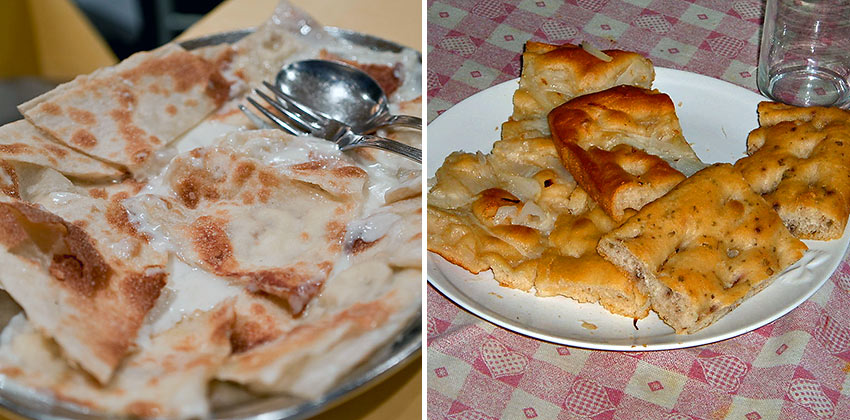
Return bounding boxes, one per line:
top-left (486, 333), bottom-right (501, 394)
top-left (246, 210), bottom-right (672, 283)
top-left (427, 68), bottom-right (850, 351)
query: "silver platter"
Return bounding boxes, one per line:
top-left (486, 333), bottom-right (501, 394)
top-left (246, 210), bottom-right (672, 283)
top-left (0, 27), bottom-right (421, 420)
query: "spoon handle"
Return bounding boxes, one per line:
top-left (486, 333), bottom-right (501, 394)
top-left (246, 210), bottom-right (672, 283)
top-left (382, 114), bottom-right (422, 130)
top-left (339, 132), bottom-right (422, 163)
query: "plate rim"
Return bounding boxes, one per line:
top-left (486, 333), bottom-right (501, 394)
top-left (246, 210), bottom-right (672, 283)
top-left (426, 67), bottom-right (848, 351)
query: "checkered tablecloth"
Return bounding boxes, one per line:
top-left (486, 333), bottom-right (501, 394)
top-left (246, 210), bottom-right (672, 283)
top-left (426, 1), bottom-right (850, 419)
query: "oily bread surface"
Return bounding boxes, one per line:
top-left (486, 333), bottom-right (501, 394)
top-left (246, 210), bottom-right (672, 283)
top-left (735, 102), bottom-right (850, 240)
top-left (597, 164), bottom-right (807, 334)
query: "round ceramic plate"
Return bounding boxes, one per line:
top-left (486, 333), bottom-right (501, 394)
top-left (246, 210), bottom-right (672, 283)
top-left (427, 68), bottom-right (850, 351)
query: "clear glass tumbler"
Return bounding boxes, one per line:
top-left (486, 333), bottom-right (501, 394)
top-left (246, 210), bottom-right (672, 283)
top-left (757, 0), bottom-right (850, 107)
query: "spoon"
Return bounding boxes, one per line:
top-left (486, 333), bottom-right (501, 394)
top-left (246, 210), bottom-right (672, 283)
top-left (275, 59), bottom-right (421, 134)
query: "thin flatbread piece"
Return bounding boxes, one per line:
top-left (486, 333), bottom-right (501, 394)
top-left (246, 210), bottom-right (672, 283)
top-left (0, 120), bottom-right (122, 180)
top-left (124, 131), bottom-right (367, 314)
top-left (0, 169), bottom-right (167, 383)
top-left (20, 44), bottom-right (231, 171)
top-left (0, 302), bottom-right (233, 418)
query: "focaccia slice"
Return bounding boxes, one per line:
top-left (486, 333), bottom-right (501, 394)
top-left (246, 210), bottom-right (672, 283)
top-left (548, 85), bottom-right (704, 175)
top-left (511, 42), bottom-right (655, 121)
top-left (735, 102), bottom-right (850, 240)
top-left (0, 120), bottom-right (122, 180)
top-left (0, 302), bottom-right (233, 418)
top-left (548, 85), bottom-right (703, 220)
top-left (20, 43), bottom-right (232, 172)
top-left (597, 164), bottom-right (807, 334)
top-left (124, 131), bottom-right (367, 314)
top-left (555, 142), bottom-right (685, 222)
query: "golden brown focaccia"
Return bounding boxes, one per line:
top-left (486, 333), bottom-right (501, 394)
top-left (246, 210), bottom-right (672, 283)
top-left (735, 102), bottom-right (850, 240)
top-left (554, 142), bottom-right (685, 222)
top-left (427, 135), bottom-right (649, 319)
top-left (511, 42), bottom-right (655, 121)
top-left (547, 85), bottom-right (703, 221)
top-left (597, 164), bottom-right (807, 334)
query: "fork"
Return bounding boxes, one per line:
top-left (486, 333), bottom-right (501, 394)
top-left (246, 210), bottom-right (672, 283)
top-left (241, 82), bottom-right (421, 163)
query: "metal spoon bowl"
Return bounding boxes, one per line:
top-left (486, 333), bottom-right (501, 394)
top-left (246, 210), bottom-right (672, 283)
top-left (275, 59), bottom-right (421, 133)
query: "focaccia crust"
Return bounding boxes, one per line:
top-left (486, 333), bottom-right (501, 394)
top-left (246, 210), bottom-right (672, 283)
top-left (735, 102), bottom-right (850, 240)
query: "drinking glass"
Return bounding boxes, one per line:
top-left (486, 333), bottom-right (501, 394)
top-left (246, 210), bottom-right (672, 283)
top-left (757, 0), bottom-right (850, 107)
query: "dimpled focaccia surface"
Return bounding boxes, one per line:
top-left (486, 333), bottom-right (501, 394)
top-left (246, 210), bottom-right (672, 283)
top-left (427, 133), bottom-right (649, 319)
top-left (597, 163), bottom-right (807, 334)
top-left (735, 102), bottom-right (850, 240)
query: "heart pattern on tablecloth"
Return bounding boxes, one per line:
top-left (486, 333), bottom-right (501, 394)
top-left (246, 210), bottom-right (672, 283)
top-left (697, 354), bottom-right (749, 392)
top-left (663, 413), bottom-right (694, 420)
top-left (479, 338), bottom-right (528, 378)
top-left (814, 314), bottom-right (850, 354)
top-left (787, 378), bottom-right (835, 418)
top-left (564, 378), bottom-right (615, 417)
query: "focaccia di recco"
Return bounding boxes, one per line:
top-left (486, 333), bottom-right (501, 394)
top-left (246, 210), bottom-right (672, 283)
top-left (0, 4), bottom-right (422, 418)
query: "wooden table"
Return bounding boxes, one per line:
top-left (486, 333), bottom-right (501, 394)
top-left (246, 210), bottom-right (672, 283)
top-left (0, 1), bottom-right (422, 419)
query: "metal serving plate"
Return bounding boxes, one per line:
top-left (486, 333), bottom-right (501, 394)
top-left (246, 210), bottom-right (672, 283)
top-left (0, 27), bottom-right (421, 420)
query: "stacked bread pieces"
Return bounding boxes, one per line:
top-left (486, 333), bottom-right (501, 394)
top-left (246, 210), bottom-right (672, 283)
top-left (430, 41), bottom-right (846, 335)
top-left (428, 42), bottom-right (659, 319)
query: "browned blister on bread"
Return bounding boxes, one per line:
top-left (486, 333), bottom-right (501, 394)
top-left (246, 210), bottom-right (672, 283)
top-left (597, 164), bottom-right (807, 334)
top-left (735, 102), bottom-right (850, 240)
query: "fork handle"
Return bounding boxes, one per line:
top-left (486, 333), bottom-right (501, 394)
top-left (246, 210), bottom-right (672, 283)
top-left (340, 134), bottom-right (422, 163)
top-left (381, 114), bottom-right (422, 130)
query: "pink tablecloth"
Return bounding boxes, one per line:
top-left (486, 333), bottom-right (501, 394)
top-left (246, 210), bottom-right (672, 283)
top-left (426, 1), bottom-right (850, 419)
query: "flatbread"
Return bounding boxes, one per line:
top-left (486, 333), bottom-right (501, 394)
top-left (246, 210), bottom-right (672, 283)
top-left (20, 44), bottom-right (232, 172)
top-left (124, 130), bottom-right (367, 314)
top-left (0, 120), bottom-right (123, 180)
top-left (217, 262), bottom-right (420, 399)
top-left (0, 302), bottom-right (233, 418)
top-left (0, 167), bottom-right (167, 383)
